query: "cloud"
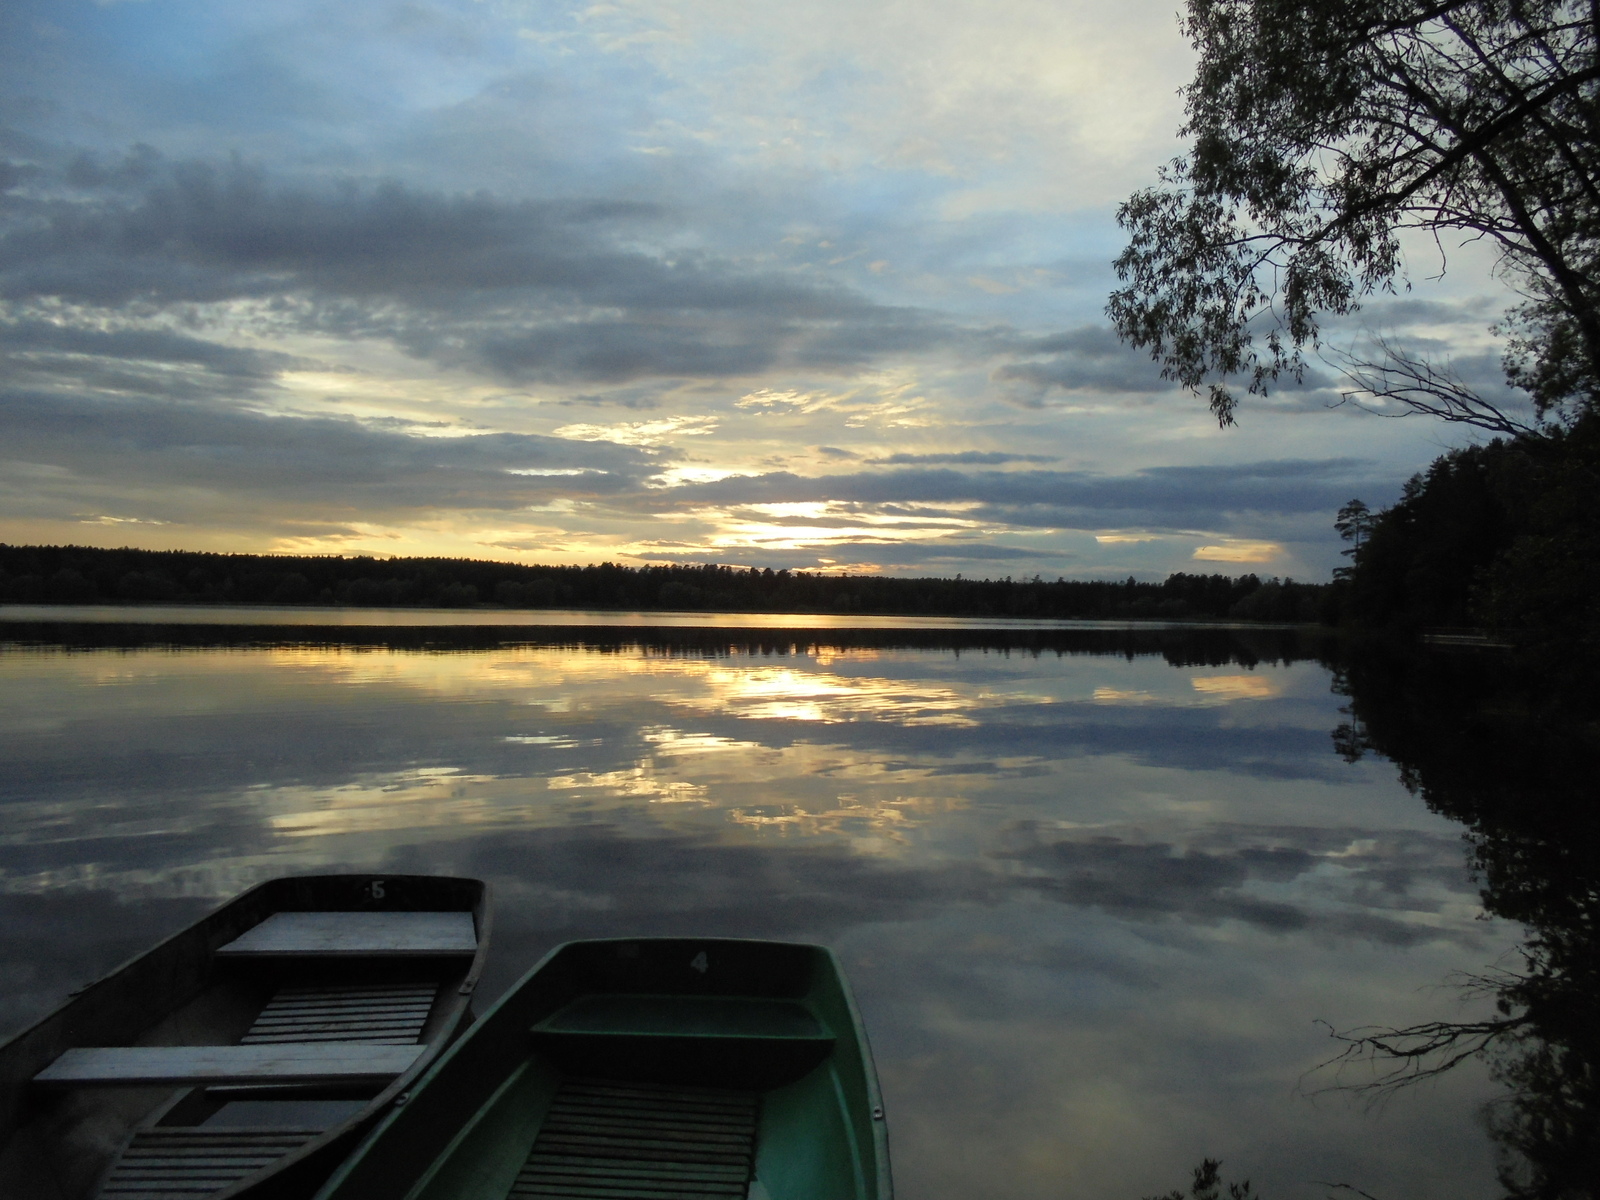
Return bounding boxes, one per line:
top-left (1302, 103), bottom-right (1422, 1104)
top-left (1, 151), bottom-right (950, 386)
top-left (995, 324), bottom-right (1175, 401)
top-left (869, 451), bottom-right (1059, 465)
top-left (0, 317), bottom-right (306, 404)
top-left (0, 319), bottom-right (299, 380)
top-left (994, 324), bottom-right (1402, 416)
top-left (999, 824), bottom-right (1476, 944)
top-left (640, 539), bottom-right (1058, 571)
top-left (1193, 540), bottom-right (1283, 564)
top-left (656, 459), bottom-right (1381, 530)
top-left (553, 416), bottom-right (718, 446)
top-left (0, 388), bottom-right (657, 529)
top-left (559, 392), bottom-right (662, 410)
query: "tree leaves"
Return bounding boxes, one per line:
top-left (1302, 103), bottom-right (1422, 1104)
top-left (1110, 0), bottom-right (1600, 427)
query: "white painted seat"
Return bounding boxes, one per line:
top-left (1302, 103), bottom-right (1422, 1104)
top-left (216, 912), bottom-right (476, 957)
top-left (33, 1042), bottom-right (425, 1087)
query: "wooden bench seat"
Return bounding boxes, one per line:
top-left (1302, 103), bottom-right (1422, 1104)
top-left (529, 995), bottom-right (836, 1090)
top-left (216, 912), bottom-right (476, 957)
top-left (34, 1042), bottom-right (425, 1088)
top-left (534, 995), bottom-right (831, 1041)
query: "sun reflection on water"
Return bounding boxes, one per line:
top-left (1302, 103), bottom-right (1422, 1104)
top-left (696, 665), bottom-right (980, 725)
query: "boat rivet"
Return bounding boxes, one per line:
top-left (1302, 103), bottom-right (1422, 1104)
top-left (395, 1092), bottom-right (410, 1106)
top-left (871, 1106), bottom-right (884, 1120)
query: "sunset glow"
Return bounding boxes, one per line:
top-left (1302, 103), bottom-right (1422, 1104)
top-left (0, 0), bottom-right (1505, 579)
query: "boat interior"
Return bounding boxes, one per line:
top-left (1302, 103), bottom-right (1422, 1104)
top-left (0, 877), bottom-right (486, 1200)
top-left (333, 939), bottom-right (884, 1200)
top-left (89, 957), bottom-right (469, 1200)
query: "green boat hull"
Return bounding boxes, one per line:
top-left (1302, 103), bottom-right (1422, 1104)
top-left (315, 939), bottom-right (892, 1200)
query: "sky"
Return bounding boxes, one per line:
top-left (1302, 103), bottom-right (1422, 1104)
top-left (0, 0), bottom-right (1527, 581)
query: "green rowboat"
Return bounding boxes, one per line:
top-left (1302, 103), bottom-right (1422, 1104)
top-left (314, 938), bottom-right (892, 1200)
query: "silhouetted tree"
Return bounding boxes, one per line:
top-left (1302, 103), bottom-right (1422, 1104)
top-left (1334, 500), bottom-right (1373, 556)
top-left (1110, 0), bottom-right (1600, 429)
top-left (1144, 1159), bottom-right (1259, 1200)
top-left (1342, 441), bottom-right (1526, 629)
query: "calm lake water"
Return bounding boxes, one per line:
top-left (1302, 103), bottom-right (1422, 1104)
top-left (0, 615), bottom-right (1519, 1200)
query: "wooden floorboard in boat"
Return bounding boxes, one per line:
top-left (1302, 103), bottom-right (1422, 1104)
top-left (510, 1079), bottom-right (757, 1200)
top-left (241, 981), bottom-right (437, 1044)
top-left (98, 1128), bottom-right (319, 1199)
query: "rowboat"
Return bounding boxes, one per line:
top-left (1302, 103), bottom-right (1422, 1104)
top-left (0, 873), bottom-right (490, 1200)
top-left (315, 937), bottom-right (891, 1200)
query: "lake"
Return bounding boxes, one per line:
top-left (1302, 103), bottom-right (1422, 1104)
top-left (0, 613), bottom-right (1524, 1200)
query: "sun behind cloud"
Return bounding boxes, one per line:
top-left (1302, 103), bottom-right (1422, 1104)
top-left (1192, 540), bottom-right (1284, 564)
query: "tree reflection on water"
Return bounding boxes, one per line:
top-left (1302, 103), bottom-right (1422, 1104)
top-left (1331, 642), bottom-right (1600, 1199)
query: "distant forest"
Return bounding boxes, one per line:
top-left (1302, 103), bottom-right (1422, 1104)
top-left (0, 544), bottom-right (1334, 623)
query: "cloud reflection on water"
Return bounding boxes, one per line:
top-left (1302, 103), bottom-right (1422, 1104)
top-left (0, 636), bottom-right (1511, 1199)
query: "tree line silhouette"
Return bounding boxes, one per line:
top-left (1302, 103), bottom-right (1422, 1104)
top-left (1331, 417), bottom-right (1600, 684)
top-left (0, 544), bottom-right (1337, 624)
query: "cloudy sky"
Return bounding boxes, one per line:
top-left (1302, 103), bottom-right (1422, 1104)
top-left (1, 0), bottom-right (1521, 580)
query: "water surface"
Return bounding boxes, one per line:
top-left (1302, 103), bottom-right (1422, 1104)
top-left (0, 623), bottom-right (1515, 1199)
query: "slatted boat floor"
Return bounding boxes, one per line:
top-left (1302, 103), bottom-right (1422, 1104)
top-left (241, 981), bottom-right (438, 1044)
top-left (510, 1078), bottom-right (759, 1200)
top-left (98, 1128), bottom-right (320, 1199)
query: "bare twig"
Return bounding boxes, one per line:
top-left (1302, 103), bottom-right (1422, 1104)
top-left (1325, 337), bottom-right (1545, 435)
top-left (1315, 1183), bottom-right (1383, 1200)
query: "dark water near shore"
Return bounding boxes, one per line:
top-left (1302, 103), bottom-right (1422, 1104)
top-left (0, 618), bottom-right (1542, 1199)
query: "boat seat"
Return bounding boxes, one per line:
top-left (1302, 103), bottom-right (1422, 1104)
top-left (217, 912), bottom-right (476, 957)
top-left (33, 1043), bottom-right (425, 1088)
top-left (530, 996), bottom-right (834, 1090)
top-left (242, 981), bottom-right (439, 1045)
top-left (534, 995), bottom-right (830, 1041)
top-left (511, 1077), bottom-right (757, 1200)
top-left (96, 1127), bottom-right (321, 1200)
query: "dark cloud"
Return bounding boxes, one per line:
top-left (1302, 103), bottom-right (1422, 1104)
top-left (637, 541), bottom-right (1058, 570)
top-left (0, 150), bottom-right (948, 385)
top-left (869, 451), bottom-right (1059, 466)
top-left (994, 323), bottom-right (1387, 414)
top-left (437, 830), bottom-right (994, 1003)
top-left (0, 159), bottom-right (41, 193)
top-left (999, 824), bottom-right (1474, 944)
top-left (476, 321), bottom-right (785, 383)
top-left (0, 387), bottom-right (656, 524)
top-left (1015, 835), bottom-right (1314, 930)
top-left (655, 459), bottom-right (1380, 529)
top-left (0, 317), bottom-right (307, 404)
top-left (559, 392), bottom-right (662, 410)
top-left (3, 157), bottom-right (657, 304)
top-left (0, 319), bottom-right (301, 379)
top-left (995, 323), bottom-right (1174, 400)
top-left (1328, 297), bottom-right (1500, 331)
top-left (756, 703), bottom-right (1356, 783)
